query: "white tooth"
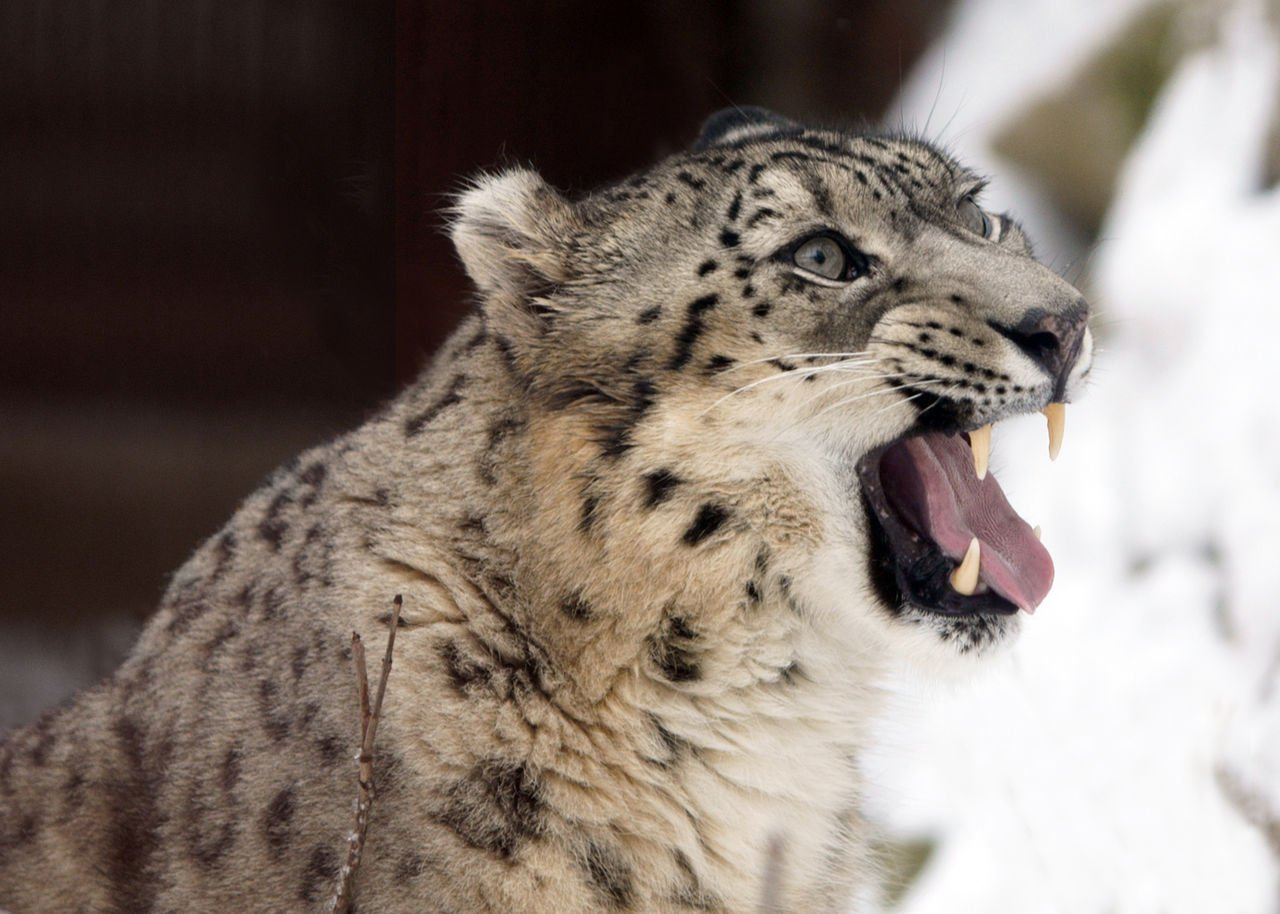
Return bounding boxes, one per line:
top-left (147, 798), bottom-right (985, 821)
top-left (949, 537), bottom-right (981, 596)
top-left (1033, 525), bottom-right (1042, 541)
top-left (1043, 403), bottom-right (1065, 461)
top-left (969, 424), bottom-right (992, 480)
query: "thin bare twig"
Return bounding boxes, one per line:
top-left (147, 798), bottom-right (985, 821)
top-left (327, 594), bottom-right (402, 914)
top-left (354, 637), bottom-right (371, 739)
top-left (367, 595), bottom-right (400, 758)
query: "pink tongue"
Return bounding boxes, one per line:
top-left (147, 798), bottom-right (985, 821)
top-left (880, 433), bottom-right (1054, 611)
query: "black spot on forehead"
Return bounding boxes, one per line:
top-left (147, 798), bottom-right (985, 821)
top-left (746, 127), bottom-right (960, 179)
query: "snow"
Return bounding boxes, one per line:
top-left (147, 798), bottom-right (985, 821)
top-left (895, 0), bottom-right (1154, 149)
top-left (892, 0), bottom-right (1157, 262)
top-left (863, 1), bottom-right (1280, 911)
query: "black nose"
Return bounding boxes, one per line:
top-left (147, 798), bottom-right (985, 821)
top-left (991, 304), bottom-right (1089, 398)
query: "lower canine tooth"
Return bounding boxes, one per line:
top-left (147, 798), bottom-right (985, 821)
top-left (969, 424), bottom-right (992, 480)
top-left (949, 537), bottom-right (981, 596)
top-left (1043, 403), bottom-right (1065, 460)
top-left (1033, 525), bottom-right (1042, 541)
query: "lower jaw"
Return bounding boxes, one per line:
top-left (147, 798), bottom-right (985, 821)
top-left (857, 450), bottom-right (1019, 619)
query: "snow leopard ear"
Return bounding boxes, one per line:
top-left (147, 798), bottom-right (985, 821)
top-left (450, 169), bottom-right (578, 331)
top-left (692, 106), bottom-right (798, 150)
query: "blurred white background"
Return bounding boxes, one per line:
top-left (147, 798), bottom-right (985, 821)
top-left (865, 1), bottom-right (1280, 911)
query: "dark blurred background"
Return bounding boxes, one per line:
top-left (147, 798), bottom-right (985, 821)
top-left (0, 0), bottom-right (949, 725)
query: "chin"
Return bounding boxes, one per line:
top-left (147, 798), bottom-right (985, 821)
top-left (882, 599), bottom-right (1023, 667)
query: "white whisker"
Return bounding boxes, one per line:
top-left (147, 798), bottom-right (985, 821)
top-left (699, 358), bottom-right (887, 416)
top-left (790, 371), bottom-right (928, 415)
top-left (807, 378), bottom-right (950, 424)
top-left (764, 377), bottom-right (948, 443)
top-left (867, 390), bottom-right (925, 421)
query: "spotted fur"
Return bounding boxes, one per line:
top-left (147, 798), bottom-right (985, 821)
top-left (0, 109), bottom-right (1091, 912)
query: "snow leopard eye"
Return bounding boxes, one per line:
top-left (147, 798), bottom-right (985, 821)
top-left (958, 195), bottom-right (992, 238)
top-left (792, 233), bottom-right (867, 282)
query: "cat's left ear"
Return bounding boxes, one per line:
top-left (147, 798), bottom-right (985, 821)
top-left (692, 106), bottom-right (798, 150)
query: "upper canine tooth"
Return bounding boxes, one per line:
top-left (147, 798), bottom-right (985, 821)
top-left (1043, 403), bottom-right (1065, 460)
top-left (969, 425), bottom-right (992, 480)
top-left (949, 537), bottom-right (981, 596)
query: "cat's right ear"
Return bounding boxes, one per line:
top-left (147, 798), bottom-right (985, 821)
top-left (450, 169), bottom-right (579, 341)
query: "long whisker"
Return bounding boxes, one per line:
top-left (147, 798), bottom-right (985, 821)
top-left (842, 377), bottom-right (963, 427)
top-left (898, 379), bottom-right (965, 424)
top-left (809, 372), bottom-right (906, 398)
top-left (807, 377), bottom-right (951, 424)
top-left (762, 380), bottom-right (931, 444)
top-left (789, 371), bottom-right (928, 415)
top-left (866, 390), bottom-right (925, 422)
top-left (699, 358), bottom-right (887, 416)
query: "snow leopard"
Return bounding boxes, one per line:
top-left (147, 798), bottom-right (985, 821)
top-left (0, 107), bottom-right (1091, 913)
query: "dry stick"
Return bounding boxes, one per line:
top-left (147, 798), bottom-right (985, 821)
top-left (327, 594), bottom-right (403, 914)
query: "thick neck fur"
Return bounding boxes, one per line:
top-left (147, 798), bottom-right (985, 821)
top-left (366, 316), bottom-right (885, 909)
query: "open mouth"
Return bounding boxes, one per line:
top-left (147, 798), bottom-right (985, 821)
top-left (855, 404), bottom-right (1064, 617)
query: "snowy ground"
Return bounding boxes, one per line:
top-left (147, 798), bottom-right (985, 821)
top-left (863, 1), bottom-right (1280, 911)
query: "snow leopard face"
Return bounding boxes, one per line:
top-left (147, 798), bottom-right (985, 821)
top-left (453, 107), bottom-right (1092, 665)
